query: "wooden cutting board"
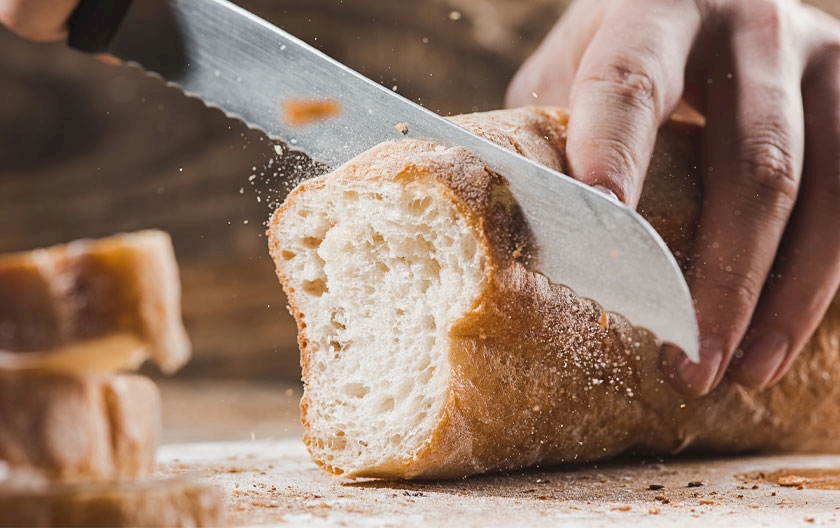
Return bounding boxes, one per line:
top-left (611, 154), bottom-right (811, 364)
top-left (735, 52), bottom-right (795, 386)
top-left (158, 381), bottom-right (840, 526)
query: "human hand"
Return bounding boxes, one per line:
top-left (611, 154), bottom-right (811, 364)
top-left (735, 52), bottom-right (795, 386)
top-left (0, 0), bottom-right (80, 41)
top-left (506, 0), bottom-right (840, 395)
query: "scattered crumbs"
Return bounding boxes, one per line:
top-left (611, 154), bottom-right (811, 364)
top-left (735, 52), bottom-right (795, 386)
top-left (395, 122), bottom-right (409, 135)
top-left (403, 491), bottom-right (424, 497)
top-left (771, 492), bottom-right (777, 497)
top-left (648, 507), bottom-right (661, 515)
top-left (248, 174), bottom-right (256, 181)
top-left (648, 484), bottom-right (664, 491)
top-left (806, 518), bottom-right (815, 523)
top-left (778, 475), bottom-right (808, 488)
top-left (532, 405), bottom-right (541, 412)
top-left (611, 505), bottom-right (632, 512)
top-left (699, 499), bottom-right (716, 505)
top-left (752, 484), bottom-right (760, 490)
top-left (654, 495), bottom-right (670, 504)
top-left (750, 504), bottom-right (759, 509)
top-left (448, 10), bottom-right (462, 21)
top-left (283, 98), bottom-right (341, 126)
top-left (688, 481), bottom-right (704, 488)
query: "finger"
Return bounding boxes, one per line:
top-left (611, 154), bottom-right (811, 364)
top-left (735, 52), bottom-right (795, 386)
top-left (674, 4), bottom-right (806, 395)
top-left (505, 0), bottom-right (608, 108)
top-left (0, 0), bottom-right (79, 41)
top-left (730, 42), bottom-right (840, 388)
top-left (565, 0), bottom-right (701, 205)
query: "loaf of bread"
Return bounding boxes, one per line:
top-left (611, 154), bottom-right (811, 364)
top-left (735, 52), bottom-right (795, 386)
top-left (0, 372), bottom-right (160, 486)
top-left (268, 106), bottom-right (840, 479)
top-left (0, 478), bottom-right (224, 527)
top-left (0, 230), bottom-right (190, 374)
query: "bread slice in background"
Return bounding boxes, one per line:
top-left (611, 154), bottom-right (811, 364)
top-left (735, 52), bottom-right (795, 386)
top-left (268, 106), bottom-right (840, 479)
top-left (0, 230), bottom-right (190, 374)
top-left (0, 478), bottom-right (224, 527)
top-left (0, 373), bottom-right (160, 486)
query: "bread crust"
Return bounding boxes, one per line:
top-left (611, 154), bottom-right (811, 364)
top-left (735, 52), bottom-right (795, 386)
top-left (0, 478), bottom-right (224, 527)
top-left (0, 230), bottom-right (190, 374)
top-left (0, 372), bottom-right (160, 485)
top-left (271, 106), bottom-right (840, 479)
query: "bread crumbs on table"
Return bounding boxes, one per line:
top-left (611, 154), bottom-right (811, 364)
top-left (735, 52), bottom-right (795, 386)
top-left (395, 123), bottom-right (409, 135)
top-left (649, 484), bottom-right (665, 491)
top-left (699, 500), bottom-right (716, 505)
top-left (649, 507), bottom-right (661, 515)
top-left (688, 481), bottom-right (703, 487)
top-left (654, 495), bottom-right (670, 504)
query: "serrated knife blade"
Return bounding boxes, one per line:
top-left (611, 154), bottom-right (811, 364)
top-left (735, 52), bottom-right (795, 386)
top-left (96, 0), bottom-right (699, 361)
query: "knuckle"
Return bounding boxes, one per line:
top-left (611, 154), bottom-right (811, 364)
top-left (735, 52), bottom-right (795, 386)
top-left (578, 58), bottom-right (661, 115)
top-left (710, 276), bottom-right (762, 309)
top-left (737, 136), bottom-right (800, 205)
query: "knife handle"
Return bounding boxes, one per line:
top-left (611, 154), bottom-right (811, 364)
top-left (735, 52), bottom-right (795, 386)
top-left (67, 0), bottom-right (134, 53)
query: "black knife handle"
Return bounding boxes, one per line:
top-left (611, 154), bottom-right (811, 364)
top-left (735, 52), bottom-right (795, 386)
top-left (67, 0), bottom-right (134, 53)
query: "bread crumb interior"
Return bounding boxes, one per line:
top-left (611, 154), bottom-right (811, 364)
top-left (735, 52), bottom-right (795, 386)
top-left (274, 170), bottom-right (486, 475)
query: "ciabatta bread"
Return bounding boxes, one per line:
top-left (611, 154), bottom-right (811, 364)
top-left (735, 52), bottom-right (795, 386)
top-left (0, 478), bottom-right (224, 527)
top-left (268, 107), bottom-right (840, 479)
top-left (0, 373), bottom-right (160, 485)
top-left (0, 230), bottom-right (190, 374)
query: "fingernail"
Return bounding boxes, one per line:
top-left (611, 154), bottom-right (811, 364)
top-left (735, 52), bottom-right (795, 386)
top-left (676, 337), bottom-right (725, 395)
top-left (733, 331), bottom-right (788, 388)
top-left (592, 184), bottom-right (620, 203)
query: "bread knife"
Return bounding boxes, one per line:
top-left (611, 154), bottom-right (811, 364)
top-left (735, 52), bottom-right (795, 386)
top-left (67, 0), bottom-right (700, 361)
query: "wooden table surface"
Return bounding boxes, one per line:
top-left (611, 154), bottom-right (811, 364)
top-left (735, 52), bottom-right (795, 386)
top-left (157, 380), bottom-right (840, 526)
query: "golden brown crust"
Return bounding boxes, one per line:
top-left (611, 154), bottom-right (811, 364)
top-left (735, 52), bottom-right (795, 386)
top-left (0, 230), bottom-right (190, 374)
top-left (271, 106), bottom-right (840, 479)
top-left (0, 372), bottom-right (160, 485)
top-left (0, 478), bottom-right (224, 527)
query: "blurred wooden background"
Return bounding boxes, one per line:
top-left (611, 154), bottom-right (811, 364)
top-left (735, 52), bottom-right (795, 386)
top-left (0, 0), bottom-right (836, 381)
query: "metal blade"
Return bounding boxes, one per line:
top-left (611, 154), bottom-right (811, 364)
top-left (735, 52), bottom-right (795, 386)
top-left (108, 0), bottom-right (699, 361)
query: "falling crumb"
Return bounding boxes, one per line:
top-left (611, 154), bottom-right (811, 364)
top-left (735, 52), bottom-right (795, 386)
top-left (531, 91), bottom-right (538, 99)
top-left (599, 312), bottom-right (610, 330)
top-left (395, 123), bottom-right (409, 135)
top-left (239, 187), bottom-right (245, 194)
top-left (448, 10), bottom-right (462, 21)
top-left (284, 388), bottom-right (295, 397)
top-left (688, 481), bottom-right (704, 488)
top-left (283, 98), bottom-right (341, 126)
